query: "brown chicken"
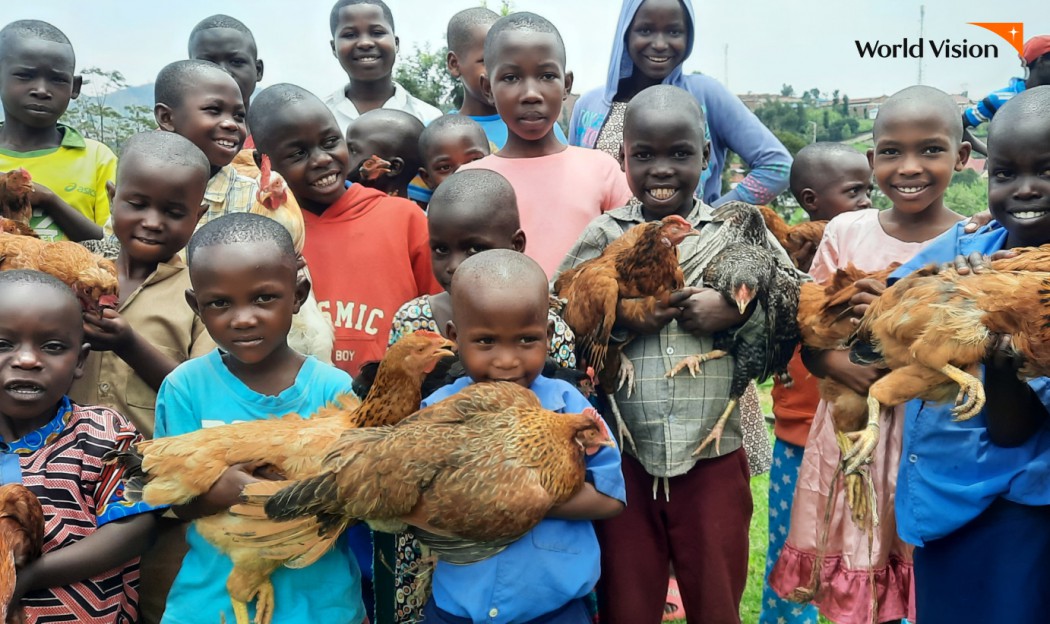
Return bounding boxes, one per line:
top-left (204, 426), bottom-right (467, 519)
top-left (249, 381), bottom-right (614, 565)
top-left (759, 205), bottom-right (827, 271)
top-left (0, 232), bottom-right (118, 314)
top-left (106, 330), bottom-right (454, 624)
top-left (0, 169), bottom-right (33, 226)
top-left (553, 215), bottom-right (698, 449)
top-left (0, 485), bottom-right (44, 624)
top-left (0, 218), bottom-right (36, 238)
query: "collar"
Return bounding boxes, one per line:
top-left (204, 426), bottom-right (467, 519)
top-left (204, 164), bottom-right (239, 203)
top-left (0, 123), bottom-right (86, 157)
top-left (605, 197), bottom-right (713, 228)
top-left (1, 396), bottom-right (73, 454)
top-left (119, 256), bottom-right (187, 310)
top-left (333, 82), bottom-right (411, 117)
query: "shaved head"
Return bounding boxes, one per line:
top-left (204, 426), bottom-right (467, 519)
top-left (154, 59), bottom-right (235, 108)
top-left (484, 12), bottom-right (566, 70)
top-left (188, 14), bottom-right (256, 55)
top-left (247, 83), bottom-right (324, 153)
top-left (118, 131), bottom-right (210, 187)
top-left (447, 7), bottom-right (499, 55)
top-left (790, 142), bottom-right (869, 198)
top-left (451, 249), bottom-right (549, 320)
top-left (873, 85), bottom-right (962, 144)
top-left (0, 19), bottom-right (73, 64)
top-left (625, 84), bottom-right (705, 137)
top-left (989, 84), bottom-right (1050, 141)
top-left (429, 169), bottom-right (519, 234)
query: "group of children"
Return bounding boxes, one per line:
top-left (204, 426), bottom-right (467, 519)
top-left (1, 1), bottom-right (1048, 623)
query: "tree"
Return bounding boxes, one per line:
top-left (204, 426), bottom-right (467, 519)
top-left (832, 89), bottom-right (840, 107)
top-left (808, 87), bottom-right (820, 100)
top-left (395, 43), bottom-right (460, 111)
top-left (60, 67), bottom-right (156, 152)
top-left (780, 84), bottom-right (795, 97)
top-left (841, 94), bottom-right (850, 117)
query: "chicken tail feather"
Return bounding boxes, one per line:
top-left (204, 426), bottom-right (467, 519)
top-left (101, 448), bottom-right (147, 502)
top-left (263, 473), bottom-right (344, 535)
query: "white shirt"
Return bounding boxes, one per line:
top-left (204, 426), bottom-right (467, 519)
top-left (323, 81), bottom-right (442, 134)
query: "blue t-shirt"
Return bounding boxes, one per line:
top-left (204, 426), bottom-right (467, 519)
top-left (453, 111), bottom-right (569, 151)
top-left (154, 350), bottom-right (365, 624)
top-left (891, 221), bottom-right (1050, 546)
top-left (421, 375), bottom-right (626, 623)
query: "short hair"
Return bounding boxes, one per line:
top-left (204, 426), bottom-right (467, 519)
top-left (484, 12), bottom-right (566, 70)
top-left (0, 20), bottom-right (74, 65)
top-left (428, 169), bottom-right (519, 229)
top-left (117, 131), bottom-right (210, 185)
top-left (873, 85), bottom-right (962, 143)
top-left (789, 142), bottom-right (869, 199)
top-left (351, 109), bottom-right (424, 171)
top-left (329, 0), bottom-right (395, 34)
top-left (418, 115), bottom-right (489, 162)
top-left (451, 249), bottom-right (548, 303)
top-left (447, 7), bottom-right (499, 55)
top-left (988, 85), bottom-right (1050, 144)
top-left (188, 14), bottom-right (257, 56)
top-left (187, 212), bottom-right (296, 265)
top-left (0, 269), bottom-right (79, 309)
top-left (624, 84), bottom-right (705, 135)
top-left (154, 59), bottom-right (233, 108)
top-left (247, 83), bottom-right (319, 149)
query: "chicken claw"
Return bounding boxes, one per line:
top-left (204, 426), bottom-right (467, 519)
top-left (667, 349), bottom-right (728, 379)
top-left (938, 363), bottom-right (986, 421)
top-left (693, 397), bottom-right (737, 456)
top-left (606, 393), bottom-right (637, 456)
top-left (617, 351), bottom-right (636, 398)
top-left (842, 402), bottom-right (880, 474)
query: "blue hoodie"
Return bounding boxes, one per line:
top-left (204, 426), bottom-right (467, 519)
top-left (569, 0), bottom-right (791, 207)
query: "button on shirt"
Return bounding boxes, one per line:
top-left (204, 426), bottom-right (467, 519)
top-left (891, 221), bottom-right (1050, 546)
top-left (421, 375), bottom-right (626, 624)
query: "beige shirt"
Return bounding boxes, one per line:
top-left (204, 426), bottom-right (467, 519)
top-left (69, 257), bottom-right (215, 437)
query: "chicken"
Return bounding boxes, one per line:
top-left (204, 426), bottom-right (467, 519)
top-left (0, 218), bottom-right (36, 238)
top-left (671, 242), bottom-right (800, 455)
top-left (249, 381), bottom-right (614, 566)
top-left (106, 330), bottom-right (454, 624)
top-left (845, 258), bottom-right (1050, 473)
top-left (233, 150), bottom-right (333, 364)
top-left (0, 485), bottom-right (44, 624)
top-left (553, 214), bottom-right (698, 450)
top-left (0, 232), bottom-right (118, 314)
top-left (759, 205), bottom-right (827, 271)
top-left (0, 169), bottom-right (33, 226)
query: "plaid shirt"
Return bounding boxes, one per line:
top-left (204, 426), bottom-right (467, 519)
top-left (102, 163), bottom-right (258, 238)
top-left (555, 199), bottom-right (797, 477)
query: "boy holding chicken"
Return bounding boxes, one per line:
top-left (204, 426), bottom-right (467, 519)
top-left (419, 249), bottom-right (624, 624)
top-left (556, 84), bottom-right (798, 624)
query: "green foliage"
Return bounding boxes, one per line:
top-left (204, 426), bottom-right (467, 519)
top-left (60, 67), bottom-right (156, 152)
top-left (780, 83), bottom-right (794, 97)
top-left (395, 43), bottom-right (460, 112)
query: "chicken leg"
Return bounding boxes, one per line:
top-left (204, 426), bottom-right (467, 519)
top-left (666, 350), bottom-right (728, 378)
top-left (692, 397), bottom-right (736, 457)
top-left (617, 351), bottom-right (636, 398)
top-left (227, 560), bottom-right (280, 624)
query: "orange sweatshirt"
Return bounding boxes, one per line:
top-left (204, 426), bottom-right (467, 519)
top-left (303, 184), bottom-right (441, 377)
top-left (770, 348), bottom-right (821, 447)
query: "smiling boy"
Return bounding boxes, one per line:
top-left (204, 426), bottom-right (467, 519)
top-left (0, 20), bottom-right (114, 241)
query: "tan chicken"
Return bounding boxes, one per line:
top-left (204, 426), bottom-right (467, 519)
top-left (0, 485), bottom-right (44, 624)
top-left (0, 169), bottom-right (33, 226)
top-left (248, 381), bottom-right (614, 565)
top-left (106, 331), bottom-right (454, 624)
top-left (0, 232), bottom-right (118, 314)
top-left (759, 205), bottom-right (827, 271)
top-left (232, 150), bottom-right (333, 364)
top-left (0, 218), bottom-right (36, 238)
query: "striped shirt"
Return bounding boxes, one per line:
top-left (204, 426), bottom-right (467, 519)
top-left (962, 77), bottom-right (1027, 128)
top-left (555, 199), bottom-right (797, 477)
top-left (1, 397), bottom-right (157, 623)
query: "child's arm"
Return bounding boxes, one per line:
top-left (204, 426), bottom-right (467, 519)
top-left (676, 288), bottom-right (751, 336)
top-left (29, 182), bottom-right (104, 241)
top-left (83, 309), bottom-right (180, 391)
top-left (985, 337), bottom-right (1050, 447)
top-left (11, 512), bottom-right (157, 605)
top-left (547, 483), bottom-right (624, 520)
top-left (171, 462), bottom-right (284, 521)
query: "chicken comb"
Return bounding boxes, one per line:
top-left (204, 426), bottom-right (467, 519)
top-left (413, 329), bottom-right (444, 340)
top-left (661, 214), bottom-right (691, 227)
top-left (259, 154), bottom-right (272, 189)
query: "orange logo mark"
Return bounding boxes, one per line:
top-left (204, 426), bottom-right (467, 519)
top-left (968, 23), bottom-right (1024, 56)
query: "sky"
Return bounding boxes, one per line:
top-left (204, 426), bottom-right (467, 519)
top-left (5, 0), bottom-right (1048, 103)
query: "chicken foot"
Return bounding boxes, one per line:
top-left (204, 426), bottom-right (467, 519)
top-left (837, 430), bottom-right (874, 528)
top-left (666, 349), bottom-right (729, 378)
top-left (606, 393), bottom-right (638, 456)
top-left (939, 363), bottom-right (986, 421)
top-left (617, 351), bottom-right (636, 398)
top-left (693, 397), bottom-right (737, 457)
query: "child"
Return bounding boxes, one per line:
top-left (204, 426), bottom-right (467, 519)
top-left (459, 12), bottom-right (632, 278)
top-left (188, 14), bottom-right (264, 147)
top-left (760, 142), bottom-right (872, 624)
top-left (420, 249), bottom-right (625, 624)
top-left (962, 34), bottom-right (1050, 155)
top-left (66, 130), bottom-right (216, 624)
top-left (325, 0), bottom-right (440, 135)
top-left (770, 85), bottom-right (971, 623)
top-left (417, 114), bottom-right (490, 192)
top-left (247, 83), bottom-right (440, 377)
top-left (0, 269), bottom-right (158, 622)
top-left (889, 84), bottom-right (1050, 624)
top-left (345, 108), bottom-right (423, 199)
top-left (96, 60), bottom-right (256, 247)
top-left (570, 0), bottom-right (791, 208)
top-left (557, 84), bottom-right (798, 624)
top-left (445, 7), bottom-right (568, 150)
top-left (155, 212), bottom-right (364, 624)
top-left (0, 20), bottom-right (114, 241)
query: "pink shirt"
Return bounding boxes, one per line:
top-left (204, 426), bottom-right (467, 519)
top-left (809, 208), bottom-right (930, 282)
top-left (460, 146), bottom-right (632, 278)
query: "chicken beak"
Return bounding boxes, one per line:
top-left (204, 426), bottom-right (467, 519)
top-left (733, 285), bottom-right (754, 315)
top-left (433, 337), bottom-right (457, 360)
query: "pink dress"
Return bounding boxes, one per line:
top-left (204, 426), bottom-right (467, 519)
top-left (769, 209), bottom-right (939, 623)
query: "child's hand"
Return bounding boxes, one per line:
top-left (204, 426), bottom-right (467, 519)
top-left (83, 308), bottom-right (133, 353)
top-left (677, 288), bottom-right (747, 336)
top-left (941, 250), bottom-right (1018, 276)
top-left (822, 349), bottom-right (884, 395)
top-left (196, 461), bottom-right (282, 517)
top-left (28, 180), bottom-right (57, 214)
top-left (962, 211), bottom-right (993, 233)
top-left (987, 335), bottom-right (1024, 373)
top-left (847, 279), bottom-right (885, 322)
top-left (616, 289), bottom-right (698, 335)
top-left (795, 239), bottom-right (818, 273)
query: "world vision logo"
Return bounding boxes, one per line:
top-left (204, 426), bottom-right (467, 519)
top-left (855, 22), bottom-right (1024, 59)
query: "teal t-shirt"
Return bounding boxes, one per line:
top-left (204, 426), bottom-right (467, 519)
top-left (154, 350), bottom-right (364, 624)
